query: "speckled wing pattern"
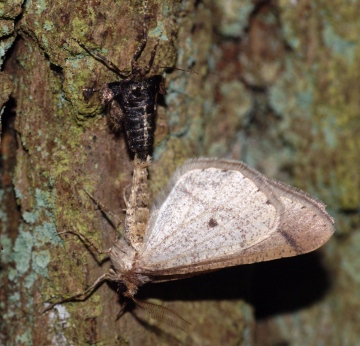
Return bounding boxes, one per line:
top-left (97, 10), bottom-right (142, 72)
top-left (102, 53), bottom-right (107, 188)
top-left (135, 159), bottom-right (335, 277)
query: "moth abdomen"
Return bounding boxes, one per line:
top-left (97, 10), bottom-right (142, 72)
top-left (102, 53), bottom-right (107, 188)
top-left (123, 111), bottom-right (155, 161)
top-left (109, 76), bottom-right (163, 160)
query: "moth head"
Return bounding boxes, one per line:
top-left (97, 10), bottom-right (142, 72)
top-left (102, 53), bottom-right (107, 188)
top-left (116, 279), bottom-right (139, 298)
top-left (117, 282), bottom-right (128, 293)
top-left (109, 268), bottom-right (139, 298)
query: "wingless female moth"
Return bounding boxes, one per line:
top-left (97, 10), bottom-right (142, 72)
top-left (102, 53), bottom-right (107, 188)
top-left (76, 7), bottom-right (166, 162)
top-left (45, 158), bottom-right (335, 321)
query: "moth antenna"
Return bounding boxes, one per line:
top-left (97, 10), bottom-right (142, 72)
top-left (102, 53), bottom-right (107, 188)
top-left (42, 273), bottom-right (110, 314)
top-left (131, 5), bottom-right (148, 71)
top-left (132, 298), bottom-right (191, 331)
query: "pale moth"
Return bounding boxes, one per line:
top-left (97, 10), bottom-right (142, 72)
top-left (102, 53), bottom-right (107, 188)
top-left (48, 158), bottom-right (335, 318)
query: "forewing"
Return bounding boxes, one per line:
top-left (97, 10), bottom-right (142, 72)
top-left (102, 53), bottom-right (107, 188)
top-left (136, 160), bottom-right (284, 276)
top-left (135, 159), bottom-right (335, 277)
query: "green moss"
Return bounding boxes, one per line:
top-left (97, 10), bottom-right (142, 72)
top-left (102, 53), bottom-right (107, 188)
top-left (71, 17), bottom-right (90, 38)
top-left (87, 6), bottom-right (97, 23)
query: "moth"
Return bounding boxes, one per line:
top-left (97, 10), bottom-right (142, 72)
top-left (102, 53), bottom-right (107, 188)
top-left (78, 13), bottom-right (166, 162)
top-left (49, 158), bottom-right (335, 312)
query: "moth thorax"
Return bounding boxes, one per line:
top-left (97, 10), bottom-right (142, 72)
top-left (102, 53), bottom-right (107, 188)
top-left (101, 86), bottom-right (114, 104)
top-left (110, 239), bottom-right (136, 273)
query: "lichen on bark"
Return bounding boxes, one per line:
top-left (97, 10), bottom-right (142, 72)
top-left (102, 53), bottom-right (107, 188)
top-left (1, 0), bottom-right (358, 345)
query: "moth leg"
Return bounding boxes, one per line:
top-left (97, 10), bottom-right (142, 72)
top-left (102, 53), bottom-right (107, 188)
top-left (106, 100), bottom-right (124, 132)
top-left (131, 2), bottom-right (162, 75)
top-left (123, 184), bottom-right (131, 209)
top-left (116, 299), bottom-right (129, 320)
top-left (83, 190), bottom-right (124, 239)
top-left (42, 273), bottom-right (111, 313)
top-left (159, 75), bottom-right (166, 95)
top-left (100, 84), bottom-right (124, 132)
top-left (59, 229), bottom-right (112, 258)
top-left (73, 38), bottom-right (130, 78)
top-left (84, 190), bottom-right (123, 229)
top-left (131, 9), bottom-right (148, 71)
top-left (141, 35), bottom-right (161, 76)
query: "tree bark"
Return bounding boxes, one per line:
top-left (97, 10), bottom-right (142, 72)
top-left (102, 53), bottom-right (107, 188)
top-left (1, 0), bottom-right (359, 345)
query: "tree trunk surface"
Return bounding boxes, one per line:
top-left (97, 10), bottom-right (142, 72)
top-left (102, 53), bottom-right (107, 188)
top-left (1, 0), bottom-right (359, 345)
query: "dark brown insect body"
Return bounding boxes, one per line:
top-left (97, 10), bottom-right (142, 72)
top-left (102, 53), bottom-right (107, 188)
top-left (78, 13), bottom-right (165, 161)
top-left (102, 76), bottom-right (164, 161)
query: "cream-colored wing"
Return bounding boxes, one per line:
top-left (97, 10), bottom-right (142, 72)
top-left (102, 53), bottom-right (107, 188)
top-left (135, 159), bottom-right (335, 277)
top-left (136, 159), bottom-right (281, 274)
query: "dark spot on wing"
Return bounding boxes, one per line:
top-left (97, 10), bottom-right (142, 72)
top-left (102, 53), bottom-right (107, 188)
top-left (208, 218), bottom-right (218, 228)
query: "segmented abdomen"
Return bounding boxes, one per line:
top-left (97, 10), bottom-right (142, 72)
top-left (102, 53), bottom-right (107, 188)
top-left (122, 103), bottom-right (156, 162)
top-left (108, 75), bottom-right (163, 161)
